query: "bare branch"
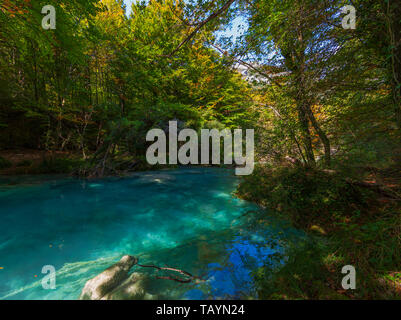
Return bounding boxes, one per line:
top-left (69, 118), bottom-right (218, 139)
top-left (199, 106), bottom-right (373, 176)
top-left (166, 0), bottom-right (236, 58)
top-left (137, 263), bottom-right (204, 284)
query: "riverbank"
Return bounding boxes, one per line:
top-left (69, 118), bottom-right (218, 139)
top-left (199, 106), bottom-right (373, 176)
top-left (0, 149), bottom-right (236, 177)
top-left (236, 164), bottom-right (401, 299)
top-left (0, 149), bottom-right (80, 175)
top-left (0, 149), bottom-right (160, 176)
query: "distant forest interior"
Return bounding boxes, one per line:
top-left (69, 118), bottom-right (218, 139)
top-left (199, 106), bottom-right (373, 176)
top-left (0, 0), bottom-right (400, 299)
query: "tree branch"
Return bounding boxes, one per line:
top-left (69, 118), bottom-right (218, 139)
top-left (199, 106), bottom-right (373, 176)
top-left (166, 0), bottom-right (236, 57)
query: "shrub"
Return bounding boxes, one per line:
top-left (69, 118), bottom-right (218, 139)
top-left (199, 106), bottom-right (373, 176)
top-left (238, 165), bottom-right (401, 299)
top-left (236, 165), bottom-right (374, 231)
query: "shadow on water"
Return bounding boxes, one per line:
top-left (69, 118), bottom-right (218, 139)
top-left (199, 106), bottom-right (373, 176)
top-left (130, 212), bottom-right (305, 300)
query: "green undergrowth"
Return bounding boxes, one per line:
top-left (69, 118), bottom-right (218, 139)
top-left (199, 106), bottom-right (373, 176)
top-left (237, 165), bottom-right (401, 299)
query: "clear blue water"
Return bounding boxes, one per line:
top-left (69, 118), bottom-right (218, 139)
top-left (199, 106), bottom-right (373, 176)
top-left (0, 168), bottom-right (303, 300)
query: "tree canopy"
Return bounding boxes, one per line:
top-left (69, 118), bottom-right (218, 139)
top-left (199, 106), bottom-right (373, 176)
top-left (0, 0), bottom-right (400, 171)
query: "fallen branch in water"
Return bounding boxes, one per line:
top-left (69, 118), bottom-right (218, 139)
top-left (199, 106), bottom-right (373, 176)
top-left (156, 276), bottom-right (192, 283)
top-left (137, 263), bottom-right (204, 284)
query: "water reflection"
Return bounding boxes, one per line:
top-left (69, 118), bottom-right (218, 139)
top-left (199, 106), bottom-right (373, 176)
top-left (137, 214), bottom-right (304, 300)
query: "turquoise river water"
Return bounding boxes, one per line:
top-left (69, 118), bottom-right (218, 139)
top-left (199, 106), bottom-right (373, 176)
top-left (0, 168), bottom-right (303, 300)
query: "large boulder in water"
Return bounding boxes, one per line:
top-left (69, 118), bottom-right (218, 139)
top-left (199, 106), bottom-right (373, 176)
top-left (101, 272), bottom-right (156, 300)
top-left (79, 255), bottom-right (138, 300)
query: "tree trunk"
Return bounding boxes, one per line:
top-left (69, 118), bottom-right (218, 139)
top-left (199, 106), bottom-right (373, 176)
top-left (294, 13), bottom-right (316, 168)
top-left (392, 5), bottom-right (401, 129)
top-left (305, 105), bottom-right (331, 167)
top-left (298, 103), bottom-right (316, 167)
top-left (386, 0), bottom-right (401, 128)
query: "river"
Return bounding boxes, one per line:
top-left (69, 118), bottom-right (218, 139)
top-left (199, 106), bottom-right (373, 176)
top-left (0, 167), bottom-right (303, 300)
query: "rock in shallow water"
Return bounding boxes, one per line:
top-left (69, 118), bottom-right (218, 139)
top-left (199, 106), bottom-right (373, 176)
top-left (102, 272), bottom-right (156, 300)
top-left (80, 255), bottom-right (154, 300)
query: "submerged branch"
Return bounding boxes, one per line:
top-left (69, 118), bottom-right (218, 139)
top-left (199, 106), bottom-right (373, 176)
top-left (137, 263), bottom-right (204, 284)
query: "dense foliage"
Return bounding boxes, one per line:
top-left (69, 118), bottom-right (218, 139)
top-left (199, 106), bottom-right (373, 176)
top-left (1, 0), bottom-right (400, 299)
top-left (0, 0), bottom-right (254, 175)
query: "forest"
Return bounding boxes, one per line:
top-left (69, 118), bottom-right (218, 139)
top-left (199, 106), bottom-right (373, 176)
top-left (0, 0), bottom-right (400, 300)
